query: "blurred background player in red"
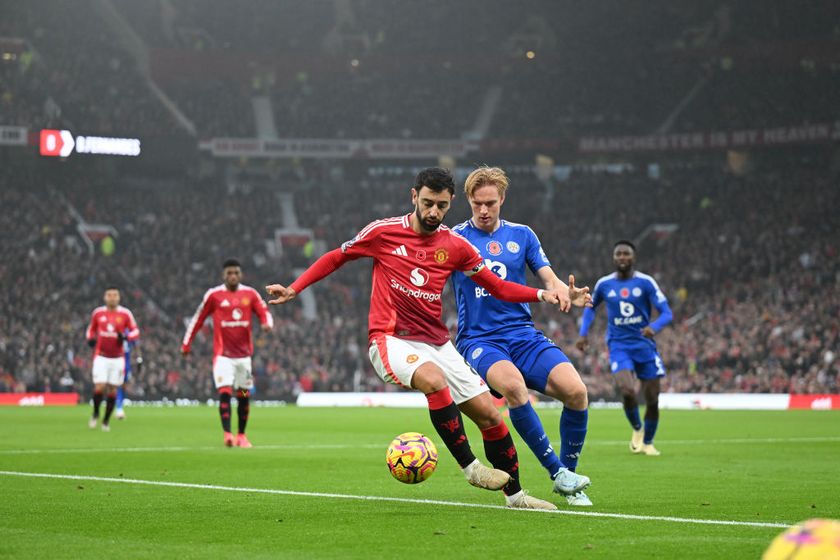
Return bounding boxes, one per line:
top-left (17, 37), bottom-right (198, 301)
top-left (86, 287), bottom-right (140, 432)
top-left (181, 259), bottom-right (274, 448)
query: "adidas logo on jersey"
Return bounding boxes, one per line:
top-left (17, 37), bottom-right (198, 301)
top-left (607, 289), bottom-right (617, 298)
top-left (391, 245), bottom-right (408, 256)
top-left (220, 299), bottom-right (231, 307)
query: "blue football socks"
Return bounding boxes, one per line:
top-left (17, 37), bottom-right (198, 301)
top-left (508, 401), bottom-right (564, 478)
top-left (624, 405), bottom-right (642, 430)
top-left (560, 407), bottom-right (588, 472)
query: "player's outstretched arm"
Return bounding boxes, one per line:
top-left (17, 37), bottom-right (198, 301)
top-left (252, 289), bottom-right (275, 330)
top-left (470, 266), bottom-right (562, 304)
top-left (266, 248), bottom-right (351, 305)
top-left (537, 268), bottom-right (593, 312)
top-left (266, 284), bottom-right (297, 305)
top-left (536, 266), bottom-right (572, 312)
top-left (644, 297), bottom-right (673, 338)
top-left (182, 290), bottom-right (214, 355)
top-left (576, 306), bottom-right (598, 352)
top-left (566, 275), bottom-right (592, 308)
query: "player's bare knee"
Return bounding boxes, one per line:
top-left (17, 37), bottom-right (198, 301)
top-left (620, 390), bottom-right (637, 407)
top-left (411, 364), bottom-right (447, 394)
top-left (498, 380), bottom-right (529, 407)
top-left (565, 382), bottom-right (588, 410)
top-left (472, 406), bottom-right (502, 429)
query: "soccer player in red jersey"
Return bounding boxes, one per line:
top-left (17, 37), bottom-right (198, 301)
top-left (182, 259), bottom-right (274, 448)
top-left (86, 287), bottom-right (139, 432)
top-left (267, 168), bottom-right (567, 509)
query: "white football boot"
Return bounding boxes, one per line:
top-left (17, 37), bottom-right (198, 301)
top-left (565, 491), bottom-right (594, 507)
top-left (641, 443), bottom-right (661, 456)
top-left (552, 468), bottom-right (591, 496)
top-left (463, 460), bottom-right (511, 491)
top-left (630, 428), bottom-right (645, 453)
top-left (506, 490), bottom-right (558, 510)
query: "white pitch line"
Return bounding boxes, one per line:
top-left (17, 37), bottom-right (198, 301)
top-left (0, 470), bottom-right (789, 529)
top-left (1, 435), bottom-right (837, 456)
top-left (0, 443), bottom-right (385, 455)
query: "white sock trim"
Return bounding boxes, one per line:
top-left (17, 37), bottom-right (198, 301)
top-left (462, 458), bottom-right (480, 476)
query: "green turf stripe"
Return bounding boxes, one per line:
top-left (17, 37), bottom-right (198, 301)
top-left (2, 435), bottom-right (838, 455)
top-left (0, 470), bottom-right (791, 529)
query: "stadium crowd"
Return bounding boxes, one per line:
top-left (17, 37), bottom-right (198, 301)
top-left (4, 1), bottom-right (838, 143)
top-left (2, 1), bottom-right (838, 404)
top-left (2, 158), bottom-right (837, 402)
top-left (294, 162), bottom-right (840, 400)
top-left (0, 1), bottom-right (182, 136)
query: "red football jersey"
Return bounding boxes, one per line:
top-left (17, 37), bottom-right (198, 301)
top-left (182, 284), bottom-right (273, 359)
top-left (86, 306), bottom-right (140, 358)
top-left (340, 214), bottom-right (483, 345)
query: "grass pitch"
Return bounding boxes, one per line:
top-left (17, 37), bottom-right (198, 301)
top-left (0, 405), bottom-right (838, 559)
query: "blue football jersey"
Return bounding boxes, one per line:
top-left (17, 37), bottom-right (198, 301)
top-left (580, 271), bottom-right (672, 349)
top-left (451, 219), bottom-right (552, 346)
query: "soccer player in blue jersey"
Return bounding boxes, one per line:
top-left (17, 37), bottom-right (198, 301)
top-left (451, 166), bottom-right (594, 506)
top-left (576, 241), bottom-right (673, 456)
top-left (114, 328), bottom-right (142, 420)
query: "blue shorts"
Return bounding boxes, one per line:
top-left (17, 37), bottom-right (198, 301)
top-left (458, 329), bottom-right (570, 394)
top-left (608, 345), bottom-right (666, 380)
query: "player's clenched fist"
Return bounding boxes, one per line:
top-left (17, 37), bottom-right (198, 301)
top-left (265, 284), bottom-right (297, 305)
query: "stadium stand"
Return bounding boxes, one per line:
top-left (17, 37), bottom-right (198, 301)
top-left (1, 1), bottom-right (837, 403)
top-left (1, 159), bottom-right (836, 401)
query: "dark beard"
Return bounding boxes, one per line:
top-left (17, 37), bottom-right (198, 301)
top-left (415, 207), bottom-right (440, 232)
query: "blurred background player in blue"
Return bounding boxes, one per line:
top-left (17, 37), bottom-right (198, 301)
top-left (452, 166), bottom-right (594, 506)
top-left (577, 241), bottom-right (673, 456)
top-left (115, 328), bottom-right (142, 420)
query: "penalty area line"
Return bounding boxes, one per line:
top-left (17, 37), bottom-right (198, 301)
top-left (0, 470), bottom-right (789, 529)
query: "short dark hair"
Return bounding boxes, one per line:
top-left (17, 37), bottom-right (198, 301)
top-left (105, 286), bottom-right (120, 292)
top-left (223, 258), bottom-right (241, 269)
top-left (414, 167), bottom-right (455, 195)
top-left (614, 240), bottom-right (636, 252)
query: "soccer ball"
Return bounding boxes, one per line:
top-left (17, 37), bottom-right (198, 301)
top-left (763, 519), bottom-right (840, 560)
top-left (386, 432), bottom-right (438, 484)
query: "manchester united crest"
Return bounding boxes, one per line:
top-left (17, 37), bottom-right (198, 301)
top-left (434, 248), bottom-right (449, 264)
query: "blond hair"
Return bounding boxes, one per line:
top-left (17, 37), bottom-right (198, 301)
top-left (464, 166), bottom-right (510, 199)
